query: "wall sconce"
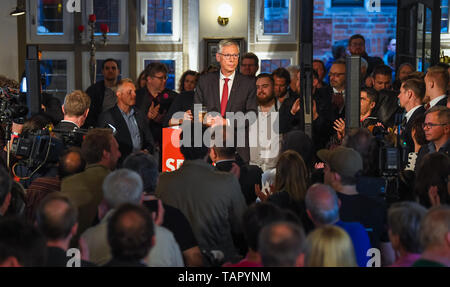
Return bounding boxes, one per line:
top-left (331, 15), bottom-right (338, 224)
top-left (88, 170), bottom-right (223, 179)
top-left (217, 3), bottom-right (232, 26)
top-left (10, 5), bottom-right (26, 16)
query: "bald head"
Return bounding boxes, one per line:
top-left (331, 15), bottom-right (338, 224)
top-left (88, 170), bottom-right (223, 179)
top-left (36, 195), bottom-right (78, 240)
top-left (58, 148), bottom-right (86, 179)
top-left (305, 184), bottom-right (340, 225)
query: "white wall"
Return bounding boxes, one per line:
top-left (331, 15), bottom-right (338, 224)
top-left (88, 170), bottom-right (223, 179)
top-left (0, 0), bottom-right (19, 81)
top-left (198, 0), bottom-right (248, 69)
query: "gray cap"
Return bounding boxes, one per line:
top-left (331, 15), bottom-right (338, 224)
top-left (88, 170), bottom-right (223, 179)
top-left (317, 147), bottom-right (363, 178)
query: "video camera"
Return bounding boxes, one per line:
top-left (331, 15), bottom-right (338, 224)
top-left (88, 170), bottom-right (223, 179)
top-left (0, 87), bottom-right (28, 124)
top-left (11, 126), bottom-right (88, 169)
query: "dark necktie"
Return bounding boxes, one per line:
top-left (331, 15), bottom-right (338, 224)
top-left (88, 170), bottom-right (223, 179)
top-left (425, 103), bottom-right (430, 110)
top-left (221, 78), bottom-right (230, 116)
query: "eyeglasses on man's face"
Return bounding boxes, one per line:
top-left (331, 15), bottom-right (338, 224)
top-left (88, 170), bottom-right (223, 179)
top-left (220, 53), bottom-right (240, 60)
top-left (422, 122), bottom-right (448, 129)
top-left (151, 75), bottom-right (167, 81)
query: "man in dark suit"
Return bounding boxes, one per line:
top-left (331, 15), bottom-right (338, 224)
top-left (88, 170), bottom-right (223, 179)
top-left (398, 78), bottom-right (426, 153)
top-left (194, 40), bottom-right (257, 163)
top-left (84, 58), bottom-right (120, 128)
top-left (98, 79), bottom-right (154, 163)
top-left (54, 90), bottom-right (90, 147)
top-left (424, 65), bottom-right (449, 109)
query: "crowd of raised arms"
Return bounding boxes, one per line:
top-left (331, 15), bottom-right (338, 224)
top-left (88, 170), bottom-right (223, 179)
top-left (0, 34), bottom-right (449, 267)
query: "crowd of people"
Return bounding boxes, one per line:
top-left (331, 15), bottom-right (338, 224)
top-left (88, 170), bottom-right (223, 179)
top-left (0, 33), bottom-right (449, 267)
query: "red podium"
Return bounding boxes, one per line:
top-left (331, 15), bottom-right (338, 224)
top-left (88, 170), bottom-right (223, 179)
top-left (162, 127), bottom-right (184, 172)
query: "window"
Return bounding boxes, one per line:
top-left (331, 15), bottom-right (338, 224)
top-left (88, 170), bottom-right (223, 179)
top-left (442, 0), bottom-right (449, 33)
top-left (254, 52), bottom-right (297, 75)
top-left (139, 0), bottom-right (182, 43)
top-left (331, 0), bottom-right (364, 7)
top-left (40, 52), bottom-right (75, 101)
top-left (255, 0), bottom-right (297, 43)
top-left (137, 52), bottom-right (183, 92)
top-left (84, 0), bottom-right (128, 43)
top-left (27, 0), bottom-right (74, 43)
top-left (260, 59), bottom-right (291, 73)
top-left (82, 52), bottom-right (129, 90)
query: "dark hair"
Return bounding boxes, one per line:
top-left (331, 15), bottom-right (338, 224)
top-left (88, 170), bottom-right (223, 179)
top-left (123, 152), bottom-right (159, 194)
top-left (242, 202), bottom-right (285, 252)
top-left (0, 217), bottom-right (47, 266)
top-left (411, 114), bottom-right (427, 146)
top-left (414, 152), bottom-right (450, 208)
top-left (0, 165), bottom-right (12, 209)
top-left (361, 87), bottom-right (379, 104)
top-left (332, 41), bottom-right (348, 59)
top-left (343, 128), bottom-right (381, 177)
top-left (58, 147), bottom-right (86, 179)
top-left (81, 128), bottom-right (113, 164)
top-left (36, 194), bottom-right (78, 240)
top-left (21, 114), bottom-right (53, 136)
top-left (179, 123), bottom-right (209, 160)
top-left (349, 34), bottom-right (365, 44)
top-left (281, 130), bottom-right (314, 170)
top-left (312, 69), bottom-right (319, 80)
top-left (241, 52), bottom-right (259, 67)
top-left (211, 127), bottom-right (236, 159)
top-left (102, 58), bottom-right (119, 70)
top-left (272, 68), bottom-right (291, 87)
top-left (259, 221), bottom-right (306, 267)
top-left (145, 62), bottom-right (169, 78)
top-left (136, 69), bottom-right (147, 88)
top-left (256, 73), bottom-right (274, 85)
top-left (402, 78), bottom-right (426, 101)
top-left (178, 70), bottom-right (199, 92)
top-left (107, 203), bottom-right (154, 261)
top-left (372, 64), bottom-right (392, 78)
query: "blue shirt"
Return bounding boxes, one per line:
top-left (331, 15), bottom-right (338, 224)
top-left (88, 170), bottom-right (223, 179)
top-left (335, 220), bottom-right (372, 267)
top-left (119, 107), bottom-right (142, 153)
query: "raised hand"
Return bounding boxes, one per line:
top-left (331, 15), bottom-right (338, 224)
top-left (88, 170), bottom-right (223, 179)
top-left (290, 98), bottom-right (301, 115)
top-left (333, 118), bottom-right (346, 141)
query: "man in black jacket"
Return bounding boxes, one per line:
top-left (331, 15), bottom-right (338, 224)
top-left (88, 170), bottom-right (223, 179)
top-left (98, 79), bottom-right (154, 164)
top-left (84, 58), bottom-right (120, 128)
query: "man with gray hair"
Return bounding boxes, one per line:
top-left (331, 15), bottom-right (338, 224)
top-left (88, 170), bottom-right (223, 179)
top-left (81, 168), bottom-right (184, 267)
top-left (258, 221), bottom-right (306, 267)
top-left (194, 39), bottom-right (257, 163)
top-left (305, 183), bottom-right (371, 267)
top-left (412, 205), bottom-right (450, 267)
top-left (387, 201), bottom-right (427, 267)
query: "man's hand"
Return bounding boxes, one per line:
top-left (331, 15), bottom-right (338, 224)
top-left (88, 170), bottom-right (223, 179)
top-left (206, 115), bottom-right (227, 127)
top-left (255, 183), bottom-right (275, 202)
top-left (333, 118), bottom-right (346, 141)
top-left (183, 110), bottom-right (193, 121)
top-left (290, 98), bottom-right (301, 115)
top-left (147, 102), bottom-right (160, 120)
top-left (312, 99), bottom-right (319, 121)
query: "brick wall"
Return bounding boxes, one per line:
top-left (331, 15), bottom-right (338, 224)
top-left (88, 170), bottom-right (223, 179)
top-left (313, 0), bottom-right (397, 62)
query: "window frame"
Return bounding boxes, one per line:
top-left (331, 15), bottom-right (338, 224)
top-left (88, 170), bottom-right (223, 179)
top-left (81, 52), bottom-right (130, 91)
top-left (138, 0), bottom-right (183, 43)
top-left (27, 0), bottom-right (74, 44)
top-left (40, 51), bottom-right (75, 102)
top-left (137, 52), bottom-right (183, 92)
top-left (83, 0), bottom-right (129, 44)
top-left (255, 0), bottom-right (297, 43)
top-left (253, 51), bottom-right (297, 75)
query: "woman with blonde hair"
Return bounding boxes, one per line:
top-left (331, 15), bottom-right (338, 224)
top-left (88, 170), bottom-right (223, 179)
top-left (304, 225), bottom-right (357, 267)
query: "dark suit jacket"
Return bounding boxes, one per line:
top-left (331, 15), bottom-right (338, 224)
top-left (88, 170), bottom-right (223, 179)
top-left (435, 96), bottom-right (448, 107)
top-left (374, 89), bottom-right (401, 127)
top-left (97, 105), bottom-right (154, 162)
top-left (54, 121), bottom-right (83, 147)
top-left (402, 106), bottom-right (425, 153)
top-left (84, 80), bottom-right (106, 128)
top-left (163, 90), bottom-right (195, 127)
top-left (279, 89), bottom-right (304, 134)
top-left (194, 71), bottom-right (257, 163)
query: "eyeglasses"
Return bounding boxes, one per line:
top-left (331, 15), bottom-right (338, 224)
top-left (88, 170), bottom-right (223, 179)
top-left (422, 122), bottom-right (448, 129)
top-left (220, 53), bottom-right (240, 60)
top-left (151, 75), bottom-right (167, 81)
top-left (329, 73), bottom-right (345, 78)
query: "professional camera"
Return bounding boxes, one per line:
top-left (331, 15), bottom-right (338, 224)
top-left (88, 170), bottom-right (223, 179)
top-left (11, 128), bottom-right (65, 168)
top-left (0, 87), bottom-right (28, 123)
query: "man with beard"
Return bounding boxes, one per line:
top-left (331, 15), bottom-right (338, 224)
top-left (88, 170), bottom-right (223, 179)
top-left (249, 74), bottom-right (280, 172)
